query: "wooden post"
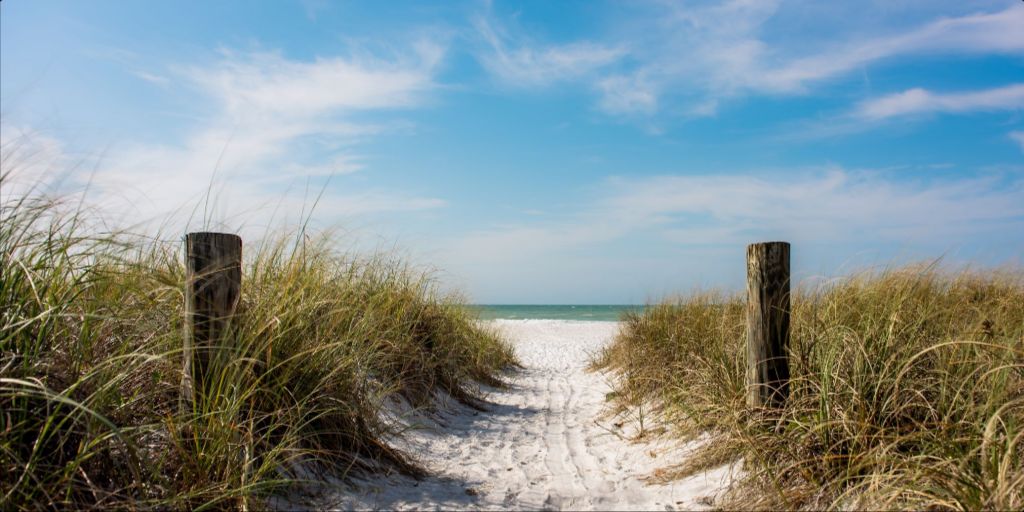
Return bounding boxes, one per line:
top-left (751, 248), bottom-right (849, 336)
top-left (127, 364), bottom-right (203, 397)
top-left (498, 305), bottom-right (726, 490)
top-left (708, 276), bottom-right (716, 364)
top-left (746, 241), bottom-right (790, 409)
top-left (183, 232), bottom-right (242, 408)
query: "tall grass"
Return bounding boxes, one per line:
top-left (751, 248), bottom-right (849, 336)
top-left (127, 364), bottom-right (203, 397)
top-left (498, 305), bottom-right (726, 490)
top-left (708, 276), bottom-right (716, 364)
top-left (595, 265), bottom-right (1023, 510)
top-left (1, 176), bottom-right (516, 509)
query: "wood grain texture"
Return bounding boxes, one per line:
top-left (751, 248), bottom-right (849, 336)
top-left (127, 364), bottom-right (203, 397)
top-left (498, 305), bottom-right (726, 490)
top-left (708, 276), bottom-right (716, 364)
top-left (183, 232), bottom-right (242, 407)
top-left (746, 241), bottom-right (791, 409)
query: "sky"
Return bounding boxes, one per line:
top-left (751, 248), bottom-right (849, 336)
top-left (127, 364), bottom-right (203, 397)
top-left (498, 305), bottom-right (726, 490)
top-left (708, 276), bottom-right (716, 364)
top-left (2, 0), bottom-right (1023, 304)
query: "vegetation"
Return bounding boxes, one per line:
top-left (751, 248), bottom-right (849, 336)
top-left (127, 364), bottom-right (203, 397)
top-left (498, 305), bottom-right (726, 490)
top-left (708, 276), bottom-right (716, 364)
top-left (1, 177), bottom-right (517, 510)
top-left (595, 265), bottom-right (1023, 510)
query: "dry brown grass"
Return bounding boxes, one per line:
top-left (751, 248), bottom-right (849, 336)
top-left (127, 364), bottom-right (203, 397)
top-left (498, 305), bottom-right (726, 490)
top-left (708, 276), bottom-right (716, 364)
top-left (1, 179), bottom-right (517, 510)
top-left (595, 264), bottom-right (1024, 510)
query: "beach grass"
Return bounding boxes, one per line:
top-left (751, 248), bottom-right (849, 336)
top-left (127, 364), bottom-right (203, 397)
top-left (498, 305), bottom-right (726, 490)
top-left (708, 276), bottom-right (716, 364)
top-left (0, 175), bottom-right (517, 510)
top-left (594, 264), bottom-right (1024, 510)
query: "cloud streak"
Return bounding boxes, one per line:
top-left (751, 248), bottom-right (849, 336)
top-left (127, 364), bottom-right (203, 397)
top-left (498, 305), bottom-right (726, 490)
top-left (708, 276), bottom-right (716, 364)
top-left (856, 84), bottom-right (1024, 120)
top-left (472, 2), bottom-right (1024, 118)
top-left (642, 3), bottom-right (1024, 113)
top-left (602, 169), bottom-right (1024, 242)
top-left (751, 6), bottom-right (1024, 94)
top-left (189, 45), bottom-right (443, 116)
top-left (435, 166), bottom-right (1024, 301)
top-left (445, 167), bottom-right (1024, 263)
top-left (473, 15), bottom-right (625, 88)
top-left (1011, 131), bottom-right (1024, 153)
top-left (35, 43), bottom-right (451, 233)
top-left (1, 124), bottom-right (74, 201)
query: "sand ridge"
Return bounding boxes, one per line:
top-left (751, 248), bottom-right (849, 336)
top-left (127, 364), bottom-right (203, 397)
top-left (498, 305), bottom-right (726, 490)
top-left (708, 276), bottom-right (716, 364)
top-left (321, 320), bottom-right (734, 511)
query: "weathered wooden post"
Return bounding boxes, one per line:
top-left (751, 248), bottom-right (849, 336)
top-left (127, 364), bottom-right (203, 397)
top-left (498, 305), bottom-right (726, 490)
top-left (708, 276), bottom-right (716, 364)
top-left (746, 241), bottom-right (790, 409)
top-left (183, 232), bottom-right (242, 408)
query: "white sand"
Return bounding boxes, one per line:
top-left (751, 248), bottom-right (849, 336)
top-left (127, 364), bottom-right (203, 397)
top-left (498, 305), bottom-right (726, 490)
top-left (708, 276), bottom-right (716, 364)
top-left (317, 320), bottom-right (735, 511)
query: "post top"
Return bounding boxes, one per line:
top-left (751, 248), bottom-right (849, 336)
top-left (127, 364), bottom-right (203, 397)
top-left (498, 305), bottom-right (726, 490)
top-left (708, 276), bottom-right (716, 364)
top-left (185, 231), bottom-right (241, 240)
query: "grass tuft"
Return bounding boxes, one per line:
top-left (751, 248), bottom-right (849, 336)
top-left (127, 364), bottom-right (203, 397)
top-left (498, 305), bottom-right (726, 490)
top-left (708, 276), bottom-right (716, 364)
top-left (595, 265), bottom-right (1024, 510)
top-left (1, 174), bottom-right (516, 510)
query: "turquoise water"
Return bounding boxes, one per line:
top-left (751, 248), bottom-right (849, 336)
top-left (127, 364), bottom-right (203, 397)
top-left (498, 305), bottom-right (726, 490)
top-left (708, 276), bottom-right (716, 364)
top-left (471, 305), bottom-right (645, 322)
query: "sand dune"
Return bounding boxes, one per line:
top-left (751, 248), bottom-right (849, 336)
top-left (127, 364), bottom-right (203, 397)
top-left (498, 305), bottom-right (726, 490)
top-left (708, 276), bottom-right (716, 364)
top-left (322, 320), bottom-right (735, 511)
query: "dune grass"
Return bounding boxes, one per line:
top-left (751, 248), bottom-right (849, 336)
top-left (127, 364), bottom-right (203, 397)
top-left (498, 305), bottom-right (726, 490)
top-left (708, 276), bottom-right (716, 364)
top-left (594, 265), bottom-right (1023, 510)
top-left (1, 179), bottom-right (517, 510)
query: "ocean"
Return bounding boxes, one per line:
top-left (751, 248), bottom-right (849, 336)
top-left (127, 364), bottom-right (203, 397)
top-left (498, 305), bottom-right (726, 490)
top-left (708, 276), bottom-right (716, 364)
top-left (471, 305), bottom-right (645, 322)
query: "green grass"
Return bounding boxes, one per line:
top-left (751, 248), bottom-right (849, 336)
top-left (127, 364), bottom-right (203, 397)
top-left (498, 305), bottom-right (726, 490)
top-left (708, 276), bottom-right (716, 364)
top-left (1, 176), bottom-right (517, 510)
top-left (594, 264), bottom-right (1023, 510)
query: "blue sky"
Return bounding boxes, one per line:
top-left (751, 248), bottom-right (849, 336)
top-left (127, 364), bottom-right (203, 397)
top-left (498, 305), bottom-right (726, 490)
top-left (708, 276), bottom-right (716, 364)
top-left (2, 0), bottom-right (1023, 303)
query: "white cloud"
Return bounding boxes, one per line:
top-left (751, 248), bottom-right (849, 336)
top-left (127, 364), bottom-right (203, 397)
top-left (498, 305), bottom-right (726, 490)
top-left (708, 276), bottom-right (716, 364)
top-left (299, 0), bottom-right (330, 21)
top-left (601, 169), bottom-right (1024, 241)
top-left (856, 84), bottom-right (1024, 120)
top-left (131, 70), bottom-right (170, 86)
top-left (188, 46), bottom-right (442, 117)
top-left (752, 6), bottom-right (1024, 94)
top-left (596, 74), bottom-right (658, 116)
top-left (8, 43), bottom-right (449, 234)
top-left (1011, 131), bottom-right (1024, 152)
top-left (435, 166), bottom-right (1024, 302)
top-left (472, 15), bottom-right (625, 87)
top-left (278, 154), bottom-right (365, 178)
top-left (444, 167), bottom-right (1024, 264)
top-left (474, 2), bottom-right (1024, 117)
top-left (0, 124), bottom-right (73, 201)
top-left (668, 3), bottom-right (1023, 109)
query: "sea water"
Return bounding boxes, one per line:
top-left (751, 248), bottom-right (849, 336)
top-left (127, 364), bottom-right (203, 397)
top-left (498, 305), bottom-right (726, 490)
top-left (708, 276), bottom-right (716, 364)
top-left (471, 305), bottom-right (645, 322)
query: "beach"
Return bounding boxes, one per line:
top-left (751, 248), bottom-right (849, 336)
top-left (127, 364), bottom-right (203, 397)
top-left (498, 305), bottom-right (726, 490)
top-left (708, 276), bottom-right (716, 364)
top-left (322, 319), bottom-right (735, 511)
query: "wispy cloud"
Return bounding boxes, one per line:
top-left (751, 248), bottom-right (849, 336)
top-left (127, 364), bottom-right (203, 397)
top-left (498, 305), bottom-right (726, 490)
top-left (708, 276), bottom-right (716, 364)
top-left (650, 2), bottom-right (1024, 111)
top-left (10, 42), bottom-right (450, 233)
top-left (473, 2), bottom-right (1024, 118)
top-left (602, 169), bottom-right (1024, 242)
top-left (131, 70), bottom-right (170, 86)
top-left (472, 14), bottom-right (625, 88)
top-left (596, 73), bottom-right (658, 116)
top-left (445, 167), bottom-right (1024, 263)
top-left (1, 123), bottom-right (73, 200)
top-left (188, 45), bottom-right (443, 116)
top-left (279, 154), bottom-right (365, 178)
top-left (750, 6), bottom-right (1024, 94)
top-left (855, 84), bottom-right (1024, 120)
top-left (1011, 131), bottom-right (1024, 152)
top-left (435, 165), bottom-right (1024, 301)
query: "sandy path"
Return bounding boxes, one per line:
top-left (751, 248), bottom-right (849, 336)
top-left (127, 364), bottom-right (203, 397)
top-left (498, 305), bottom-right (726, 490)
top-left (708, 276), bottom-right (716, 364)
top-left (321, 320), bottom-right (734, 511)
